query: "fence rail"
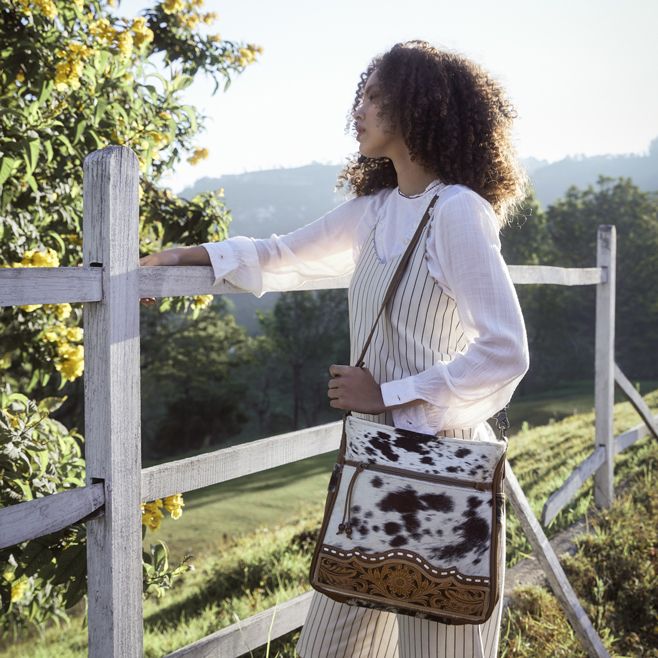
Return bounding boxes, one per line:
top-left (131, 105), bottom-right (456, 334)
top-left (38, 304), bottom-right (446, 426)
top-left (4, 145), bottom-right (655, 658)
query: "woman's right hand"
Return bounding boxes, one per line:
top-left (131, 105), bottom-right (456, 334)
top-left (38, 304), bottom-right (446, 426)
top-left (139, 249), bottom-right (180, 306)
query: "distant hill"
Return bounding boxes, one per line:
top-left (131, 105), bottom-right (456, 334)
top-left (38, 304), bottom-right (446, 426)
top-left (181, 139), bottom-right (658, 333)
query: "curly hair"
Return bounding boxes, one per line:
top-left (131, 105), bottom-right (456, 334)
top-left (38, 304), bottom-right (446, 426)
top-left (336, 40), bottom-right (529, 227)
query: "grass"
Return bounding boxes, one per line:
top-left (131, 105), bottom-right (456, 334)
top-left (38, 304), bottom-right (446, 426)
top-left (1, 386), bottom-right (656, 657)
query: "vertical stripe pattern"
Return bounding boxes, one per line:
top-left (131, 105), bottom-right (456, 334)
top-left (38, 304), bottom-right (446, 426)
top-left (297, 214), bottom-right (505, 657)
top-left (349, 217), bottom-right (471, 437)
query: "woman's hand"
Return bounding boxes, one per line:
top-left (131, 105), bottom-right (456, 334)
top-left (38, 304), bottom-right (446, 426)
top-left (327, 364), bottom-right (386, 414)
top-left (139, 249), bottom-right (180, 306)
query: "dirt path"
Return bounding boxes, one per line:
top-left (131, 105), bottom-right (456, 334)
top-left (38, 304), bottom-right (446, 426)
top-left (503, 518), bottom-right (588, 608)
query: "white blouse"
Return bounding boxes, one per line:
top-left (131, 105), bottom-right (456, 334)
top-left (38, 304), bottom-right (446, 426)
top-left (201, 179), bottom-right (529, 431)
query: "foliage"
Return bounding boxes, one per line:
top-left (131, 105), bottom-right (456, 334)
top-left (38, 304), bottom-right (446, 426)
top-left (0, 0), bottom-right (262, 394)
top-left (253, 289), bottom-right (350, 431)
top-left (0, 386), bottom-right (86, 633)
top-left (0, 385), bottom-right (191, 636)
top-left (140, 299), bottom-right (253, 457)
top-left (500, 460), bottom-right (658, 657)
top-left (562, 463), bottom-right (658, 656)
top-left (501, 176), bottom-right (658, 391)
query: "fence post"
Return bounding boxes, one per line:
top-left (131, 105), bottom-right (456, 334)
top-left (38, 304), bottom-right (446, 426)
top-left (594, 225), bottom-right (616, 508)
top-left (83, 146), bottom-right (143, 657)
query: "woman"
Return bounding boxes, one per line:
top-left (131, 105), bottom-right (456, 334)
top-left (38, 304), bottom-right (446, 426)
top-left (141, 40), bottom-right (529, 658)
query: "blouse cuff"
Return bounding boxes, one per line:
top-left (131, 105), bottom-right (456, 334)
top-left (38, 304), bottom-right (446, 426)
top-left (381, 377), bottom-right (419, 409)
top-left (201, 236), bottom-right (263, 294)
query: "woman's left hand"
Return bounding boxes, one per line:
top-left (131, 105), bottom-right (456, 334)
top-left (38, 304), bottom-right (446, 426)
top-left (328, 364), bottom-right (386, 414)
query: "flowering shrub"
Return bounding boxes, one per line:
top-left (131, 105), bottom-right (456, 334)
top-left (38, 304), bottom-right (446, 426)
top-left (0, 0), bottom-right (262, 392)
top-left (0, 385), bottom-right (192, 633)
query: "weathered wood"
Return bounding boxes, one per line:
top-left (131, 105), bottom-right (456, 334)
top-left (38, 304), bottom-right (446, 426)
top-left (142, 421), bottom-right (341, 501)
top-left (505, 464), bottom-right (610, 658)
top-left (83, 146), bottom-right (143, 658)
top-left (0, 483), bottom-right (104, 549)
top-left (508, 265), bottom-right (603, 286)
top-left (135, 264), bottom-right (602, 302)
top-left (139, 265), bottom-right (352, 296)
top-left (614, 364), bottom-right (658, 440)
top-left (594, 226), bottom-right (616, 508)
top-left (0, 266), bottom-right (102, 307)
top-left (541, 447), bottom-right (606, 526)
top-left (615, 417), bottom-right (656, 454)
top-left (165, 591), bottom-right (314, 658)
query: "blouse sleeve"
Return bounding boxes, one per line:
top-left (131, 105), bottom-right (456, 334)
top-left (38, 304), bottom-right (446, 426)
top-left (201, 194), bottom-right (373, 298)
top-left (380, 189), bottom-right (529, 429)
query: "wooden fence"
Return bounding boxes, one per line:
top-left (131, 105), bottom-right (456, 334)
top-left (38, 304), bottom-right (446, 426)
top-left (1, 146), bottom-right (656, 658)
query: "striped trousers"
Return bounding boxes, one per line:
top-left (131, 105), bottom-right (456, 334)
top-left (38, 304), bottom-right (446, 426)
top-left (296, 510), bottom-right (506, 658)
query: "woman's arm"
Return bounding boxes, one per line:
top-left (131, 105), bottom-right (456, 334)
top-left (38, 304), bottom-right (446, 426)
top-left (380, 189), bottom-right (529, 429)
top-left (139, 193), bottom-right (374, 300)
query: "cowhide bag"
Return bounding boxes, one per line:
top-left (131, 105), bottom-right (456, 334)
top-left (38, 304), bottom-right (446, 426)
top-left (309, 192), bottom-right (509, 625)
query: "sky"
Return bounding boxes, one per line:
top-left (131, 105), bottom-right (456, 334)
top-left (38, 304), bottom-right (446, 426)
top-left (119, 0), bottom-right (658, 193)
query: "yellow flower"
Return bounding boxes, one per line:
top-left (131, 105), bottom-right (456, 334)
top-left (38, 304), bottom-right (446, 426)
top-left (20, 247), bottom-right (60, 268)
top-left (16, 0), bottom-right (32, 16)
top-left (19, 304), bottom-right (42, 312)
top-left (66, 326), bottom-right (83, 342)
top-left (202, 11), bottom-right (217, 24)
top-left (209, 33), bottom-right (222, 43)
top-left (33, 0), bottom-right (58, 19)
top-left (191, 0), bottom-right (204, 7)
top-left (163, 493), bottom-right (184, 520)
top-left (55, 343), bottom-right (84, 380)
top-left (181, 13), bottom-right (200, 29)
top-left (55, 303), bottom-right (72, 321)
top-left (10, 577), bottom-right (28, 603)
top-left (32, 249), bottom-right (60, 267)
top-left (3, 411), bottom-right (20, 429)
top-left (131, 17), bottom-right (154, 49)
top-left (89, 18), bottom-right (117, 46)
top-left (187, 147), bottom-right (208, 165)
top-left (162, 0), bottom-right (185, 14)
top-left (54, 42), bottom-right (93, 91)
top-left (16, 70), bottom-right (25, 84)
top-left (191, 294), bottom-right (213, 311)
top-left (117, 30), bottom-right (133, 58)
top-left (142, 499), bottom-right (165, 530)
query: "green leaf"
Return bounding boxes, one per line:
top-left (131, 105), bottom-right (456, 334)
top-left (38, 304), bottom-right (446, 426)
top-left (95, 50), bottom-right (110, 74)
top-left (73, 121), bottom-right (87, 145)
top-left (38, 80), bottom-right (54, 105)
top-left (180, 105), bottom-right (197, 132)
top-left (93, 99), bottom-right (108, 125)
top-left (22, 138), bottom-right (40, 175)
top-left (25, 174), bottom-right (38, 193)
top-left (56, 134), bottom-right (75, 156)
top-left (44, 140), bottom-right (54, 165)
top-left (0, 156), bottom-right (17, 185)
top-left (37, 396), bottom-right (66, 415)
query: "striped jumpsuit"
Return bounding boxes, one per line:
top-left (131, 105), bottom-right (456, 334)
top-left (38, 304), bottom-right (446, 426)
top-left (296, 195), bottom-right (507, 658)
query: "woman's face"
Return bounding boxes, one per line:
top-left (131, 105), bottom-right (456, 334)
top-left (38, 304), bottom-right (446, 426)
top-left (353, 69), bottom-right (402, 159)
